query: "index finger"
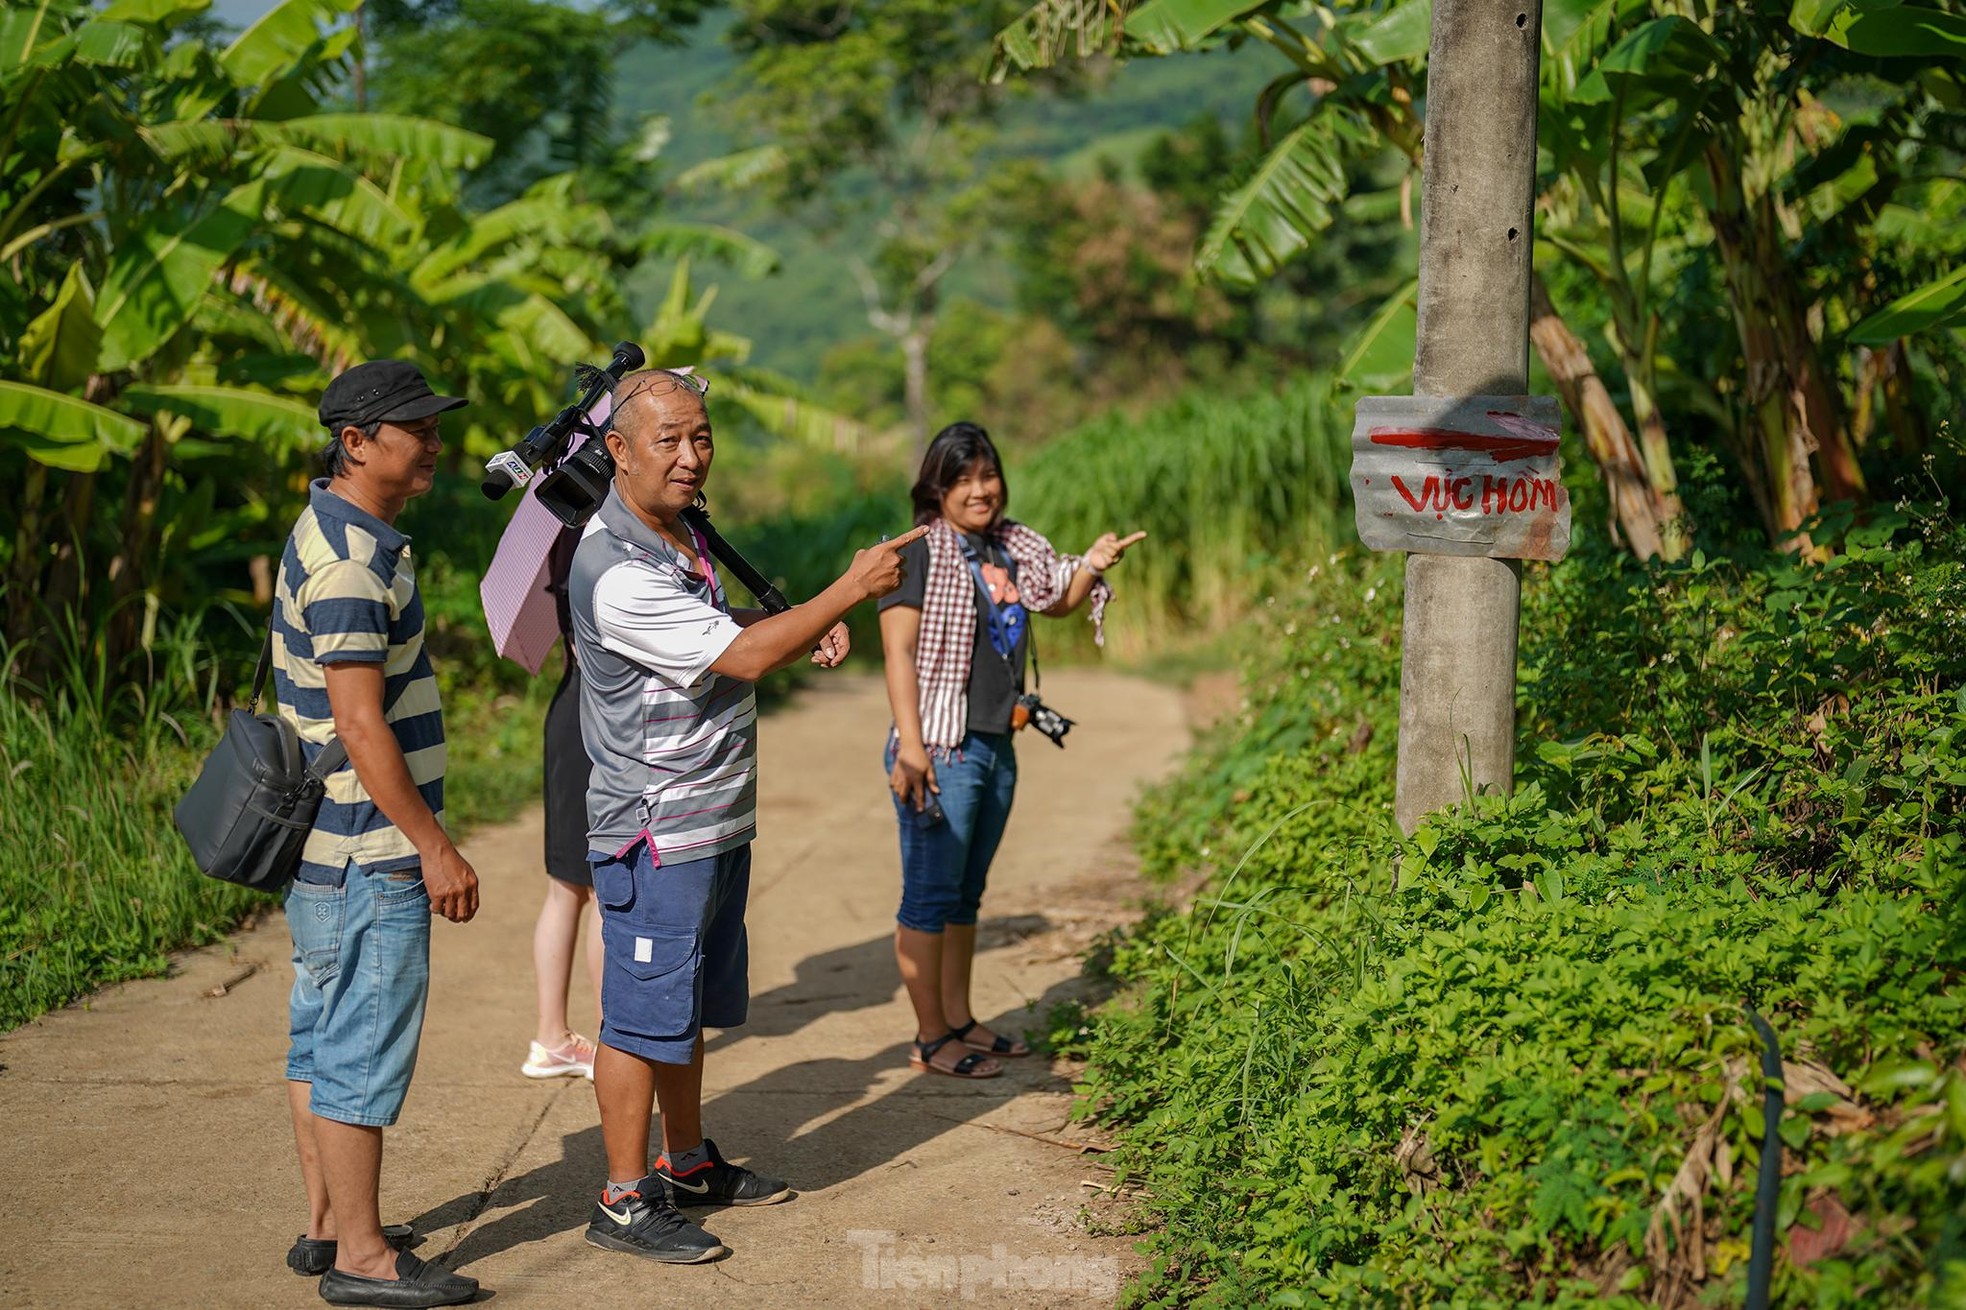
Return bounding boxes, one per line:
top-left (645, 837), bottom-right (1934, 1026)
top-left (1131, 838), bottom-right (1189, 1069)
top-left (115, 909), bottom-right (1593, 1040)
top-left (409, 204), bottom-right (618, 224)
top-left (1116, 531), bottom-right (1147, 549)
top-left (886, 524), bottom-right (931, 550)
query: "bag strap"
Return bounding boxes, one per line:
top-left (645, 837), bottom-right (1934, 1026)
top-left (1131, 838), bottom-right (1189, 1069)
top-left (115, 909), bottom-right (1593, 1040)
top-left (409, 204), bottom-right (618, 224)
top-left (958, 535), bottom-right (1039, 691)
top-left (256, 606), bottom-right (410, 784)
top-left (250, 621), bottom-right (275, 712)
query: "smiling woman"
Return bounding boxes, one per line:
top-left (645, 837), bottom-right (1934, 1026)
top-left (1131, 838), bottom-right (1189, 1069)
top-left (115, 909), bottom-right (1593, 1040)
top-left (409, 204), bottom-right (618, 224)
top-left (876, 421), bottom-right (1144, 1080)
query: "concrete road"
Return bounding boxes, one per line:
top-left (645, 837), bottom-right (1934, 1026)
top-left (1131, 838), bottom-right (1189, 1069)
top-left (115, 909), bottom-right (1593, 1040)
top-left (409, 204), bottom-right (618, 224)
top-left (0, 668), bottom-right (1184, 1308)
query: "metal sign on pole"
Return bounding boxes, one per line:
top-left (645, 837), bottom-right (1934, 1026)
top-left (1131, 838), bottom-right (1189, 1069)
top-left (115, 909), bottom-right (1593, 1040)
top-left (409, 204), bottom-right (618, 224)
top-left (1351, 395), bottom-right (1569, 562)
top-left (1349, 0), bottom-right (1560, 835)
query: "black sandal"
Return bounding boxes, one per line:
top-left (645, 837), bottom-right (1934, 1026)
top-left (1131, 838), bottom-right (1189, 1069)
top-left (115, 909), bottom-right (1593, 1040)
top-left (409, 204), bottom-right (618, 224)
top-left (950, 1019), bottom-right (1029, 1058)
top-left (909, 1030), bottom-right (1002, 1080)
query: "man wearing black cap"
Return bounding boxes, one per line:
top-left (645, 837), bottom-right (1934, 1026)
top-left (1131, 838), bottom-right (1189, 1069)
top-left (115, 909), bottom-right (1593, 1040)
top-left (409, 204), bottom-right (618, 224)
top-left (274, 360), bottom-right (482, 1308)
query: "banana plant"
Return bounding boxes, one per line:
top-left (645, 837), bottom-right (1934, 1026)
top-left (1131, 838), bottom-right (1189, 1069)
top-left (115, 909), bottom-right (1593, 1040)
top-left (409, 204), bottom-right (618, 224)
top-left (994, 0), bottom-right (1425, 288)
top-left (0, 0), bottom-right (524, 662)
top-left (992, 0), bottom-right (1697, 557)
top-left (994, 0), bottom-right (1966, 554)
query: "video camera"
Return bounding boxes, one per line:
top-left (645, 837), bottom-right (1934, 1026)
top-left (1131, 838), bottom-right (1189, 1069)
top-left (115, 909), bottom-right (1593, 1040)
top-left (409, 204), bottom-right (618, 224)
top-left (480, 340), bottom-right (644, 527)
top-left (484, 342), bottom-right (794, 616)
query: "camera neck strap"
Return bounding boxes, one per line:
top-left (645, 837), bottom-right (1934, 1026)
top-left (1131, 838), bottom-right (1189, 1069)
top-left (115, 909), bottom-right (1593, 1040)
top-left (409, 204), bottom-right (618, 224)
top-left (957, 535), bottom-right (1039, 691)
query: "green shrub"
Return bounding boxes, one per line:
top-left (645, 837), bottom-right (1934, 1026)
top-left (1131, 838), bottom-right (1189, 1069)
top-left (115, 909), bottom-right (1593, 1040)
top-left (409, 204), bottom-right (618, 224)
top-left (0, 628), bottom-right (252, 1029)
top-left (1090, 512), bottom-right (1966, 1307)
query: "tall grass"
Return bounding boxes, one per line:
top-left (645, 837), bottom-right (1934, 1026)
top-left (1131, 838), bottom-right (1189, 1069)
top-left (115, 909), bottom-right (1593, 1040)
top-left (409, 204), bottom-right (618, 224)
top-left (0, 605), bottom-right (554, 1031)
top-left (1012, 374), bottom-right (1352, 658)
top-left (0, 615), bottom-right (252, 1029)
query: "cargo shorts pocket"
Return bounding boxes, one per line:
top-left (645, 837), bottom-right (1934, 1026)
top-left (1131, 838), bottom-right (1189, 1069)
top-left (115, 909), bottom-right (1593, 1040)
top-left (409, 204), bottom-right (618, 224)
top-left (600, 918), bottom-right (701, 1045)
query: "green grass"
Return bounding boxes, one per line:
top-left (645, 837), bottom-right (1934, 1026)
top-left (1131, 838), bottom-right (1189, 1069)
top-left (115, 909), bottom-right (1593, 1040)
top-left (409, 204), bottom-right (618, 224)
top-left (0, 651), bottom-right (253, 1030)
top-left (0, 641), bottom-right (553, 1032)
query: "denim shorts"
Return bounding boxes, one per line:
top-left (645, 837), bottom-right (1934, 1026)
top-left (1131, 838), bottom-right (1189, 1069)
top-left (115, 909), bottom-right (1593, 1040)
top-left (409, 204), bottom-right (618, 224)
top-left (887, 731), bottom-right (1017, 933)
top-left (591, 840), bottom-right (750, 1065)
top-left (285, 860), bottom-right (431, 1128)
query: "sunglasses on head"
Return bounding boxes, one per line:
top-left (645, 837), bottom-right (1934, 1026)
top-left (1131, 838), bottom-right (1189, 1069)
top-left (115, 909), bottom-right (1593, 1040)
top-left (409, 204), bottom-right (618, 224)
top-left (616, 369), bottom-right (711, 406)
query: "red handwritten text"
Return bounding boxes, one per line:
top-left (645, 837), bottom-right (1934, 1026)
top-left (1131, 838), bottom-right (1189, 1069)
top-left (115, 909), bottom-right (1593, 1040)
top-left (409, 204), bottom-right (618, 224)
top-left (1388, 473), bottom-right (1562, 516)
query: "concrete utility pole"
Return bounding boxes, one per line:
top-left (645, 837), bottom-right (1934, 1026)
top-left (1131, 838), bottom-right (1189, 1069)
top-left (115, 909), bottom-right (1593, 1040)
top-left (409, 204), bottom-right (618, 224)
top-left (1394, 0), bottom-right (1545, 834)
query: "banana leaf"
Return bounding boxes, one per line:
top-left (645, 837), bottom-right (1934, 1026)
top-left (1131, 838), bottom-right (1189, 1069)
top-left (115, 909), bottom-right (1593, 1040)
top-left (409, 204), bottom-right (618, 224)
top-left (219, 0), bottom-right (358, 88)
top-left (120, 383), bottom-right (320, 454)
top-left (1846, 265), bottom-right (1966, 344)
top-left (94, 179), bottom-right (268, 372)
top-left (0, 380), bottom-right (145, 471)
top-left (1196, 110), bottom-right (1369, 287)
top-left (19, 265), bottom-right (102, 392)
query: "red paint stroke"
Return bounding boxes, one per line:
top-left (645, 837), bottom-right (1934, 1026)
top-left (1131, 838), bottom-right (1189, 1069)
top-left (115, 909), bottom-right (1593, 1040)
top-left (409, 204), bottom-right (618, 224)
top-left (1488, 411), bottom-right (1559, 443)
top-left (1369, 425), bottom-right (1557, 462)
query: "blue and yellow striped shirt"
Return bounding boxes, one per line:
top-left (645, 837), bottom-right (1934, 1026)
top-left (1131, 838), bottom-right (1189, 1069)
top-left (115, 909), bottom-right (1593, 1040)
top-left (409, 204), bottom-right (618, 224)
top-left (273, 480), bottom-right (446, 881)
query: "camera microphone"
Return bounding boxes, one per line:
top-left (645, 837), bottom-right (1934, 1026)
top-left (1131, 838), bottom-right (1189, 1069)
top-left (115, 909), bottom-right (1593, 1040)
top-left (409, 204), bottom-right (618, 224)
top-left (481, 450), bottom-right (533, 501)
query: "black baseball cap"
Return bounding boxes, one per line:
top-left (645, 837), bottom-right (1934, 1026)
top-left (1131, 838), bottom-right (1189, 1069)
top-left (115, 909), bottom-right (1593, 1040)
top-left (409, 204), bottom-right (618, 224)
top-left (318, 359), bottom-right (467, 433)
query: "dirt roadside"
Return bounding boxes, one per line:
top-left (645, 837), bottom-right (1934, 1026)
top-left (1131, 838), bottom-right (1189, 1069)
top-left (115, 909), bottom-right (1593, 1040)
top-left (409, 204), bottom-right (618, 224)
top-left (0, 667), bottom-right (1185, 1308)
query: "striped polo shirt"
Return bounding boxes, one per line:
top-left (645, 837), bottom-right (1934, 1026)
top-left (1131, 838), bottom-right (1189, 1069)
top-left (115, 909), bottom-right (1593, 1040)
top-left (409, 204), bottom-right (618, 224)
top-left (568, 487), bottom-right (757, 863)
top-left (272, 480), bottom-right (446, 881)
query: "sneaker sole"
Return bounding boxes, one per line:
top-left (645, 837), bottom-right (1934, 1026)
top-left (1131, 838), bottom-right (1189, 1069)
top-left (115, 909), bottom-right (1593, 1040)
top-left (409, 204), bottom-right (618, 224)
top-left (671, 1185), bottom-right (794, 1208)
top-left (584, 1229), bottom-right (726, 1264)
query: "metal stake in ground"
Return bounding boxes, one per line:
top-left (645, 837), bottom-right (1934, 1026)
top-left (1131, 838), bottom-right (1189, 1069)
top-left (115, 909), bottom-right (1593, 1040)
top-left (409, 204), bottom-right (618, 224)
top-left (1394, 0), bottom-right (1545, 834)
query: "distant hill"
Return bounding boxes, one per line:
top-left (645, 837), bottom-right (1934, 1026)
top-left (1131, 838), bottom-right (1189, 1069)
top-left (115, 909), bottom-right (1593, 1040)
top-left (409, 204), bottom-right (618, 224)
top-left (615, 19), bottom-right (1284, 380)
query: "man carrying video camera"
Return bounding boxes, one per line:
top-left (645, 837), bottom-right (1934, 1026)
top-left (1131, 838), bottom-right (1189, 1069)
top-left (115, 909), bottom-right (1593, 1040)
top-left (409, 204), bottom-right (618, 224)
top-left (568, 367), bottom-right (926, 1264)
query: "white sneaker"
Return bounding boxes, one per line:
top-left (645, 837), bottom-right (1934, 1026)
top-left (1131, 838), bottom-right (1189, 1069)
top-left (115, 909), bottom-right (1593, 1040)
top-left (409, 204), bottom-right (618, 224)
top-left (522, 1033), bottom-right (596, 1080)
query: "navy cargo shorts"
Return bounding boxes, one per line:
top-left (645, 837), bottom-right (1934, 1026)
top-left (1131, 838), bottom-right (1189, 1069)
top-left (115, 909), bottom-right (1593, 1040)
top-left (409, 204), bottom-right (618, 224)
top-left (590, 839), bottom-right (751, 1064)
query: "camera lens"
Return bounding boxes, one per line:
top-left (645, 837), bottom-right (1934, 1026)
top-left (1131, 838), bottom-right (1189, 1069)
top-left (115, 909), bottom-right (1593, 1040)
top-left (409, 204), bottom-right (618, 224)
top-left (535, 443), bottom-right (615, 528)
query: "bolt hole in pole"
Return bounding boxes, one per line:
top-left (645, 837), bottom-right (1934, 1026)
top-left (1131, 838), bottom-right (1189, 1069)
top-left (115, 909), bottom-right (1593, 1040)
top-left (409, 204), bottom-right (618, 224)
top-left (1507, 227), bottom-right (1519, 241)
top-left (1516, 11), bottom-right (1527, 25)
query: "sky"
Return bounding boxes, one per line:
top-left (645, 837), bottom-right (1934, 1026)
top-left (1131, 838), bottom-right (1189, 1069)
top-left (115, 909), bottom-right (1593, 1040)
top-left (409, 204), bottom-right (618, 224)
top-left (210, 0), bottom-right (279, 27)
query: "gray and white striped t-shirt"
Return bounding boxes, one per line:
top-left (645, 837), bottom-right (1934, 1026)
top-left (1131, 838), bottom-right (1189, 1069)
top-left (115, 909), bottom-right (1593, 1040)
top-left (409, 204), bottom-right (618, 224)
top-left (569, 488), bottom-right (757, 863)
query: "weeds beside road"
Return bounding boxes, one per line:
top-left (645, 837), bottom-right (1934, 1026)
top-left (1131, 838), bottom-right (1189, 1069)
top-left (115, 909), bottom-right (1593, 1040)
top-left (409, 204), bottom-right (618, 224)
top-left (0, 654), bottom-right (551, 1031)
top-left (1072, 509), bottom-right (1966, 1306)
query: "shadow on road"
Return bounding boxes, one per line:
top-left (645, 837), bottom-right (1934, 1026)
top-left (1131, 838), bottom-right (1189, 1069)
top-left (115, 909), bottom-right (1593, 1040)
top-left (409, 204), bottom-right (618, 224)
top-left (425, 923), bottom-right (1095, 1271)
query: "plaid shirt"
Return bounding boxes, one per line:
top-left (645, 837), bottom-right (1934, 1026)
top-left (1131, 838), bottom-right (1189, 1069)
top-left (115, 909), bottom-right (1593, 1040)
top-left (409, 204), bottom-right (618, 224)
top-left (912, 518), bottom-right (1111, 750)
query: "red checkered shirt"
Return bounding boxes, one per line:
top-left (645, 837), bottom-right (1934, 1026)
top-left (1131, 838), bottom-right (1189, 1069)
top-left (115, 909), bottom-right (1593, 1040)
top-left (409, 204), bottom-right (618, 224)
top-left (911, 518), bottom-right (1110, 751)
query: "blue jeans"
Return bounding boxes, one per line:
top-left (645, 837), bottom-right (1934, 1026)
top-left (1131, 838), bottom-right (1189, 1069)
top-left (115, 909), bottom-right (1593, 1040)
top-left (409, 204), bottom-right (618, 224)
top-left (888, 731), bottom-right (1018, 932)
top-left (285, 859), bottom-right (430, 1128)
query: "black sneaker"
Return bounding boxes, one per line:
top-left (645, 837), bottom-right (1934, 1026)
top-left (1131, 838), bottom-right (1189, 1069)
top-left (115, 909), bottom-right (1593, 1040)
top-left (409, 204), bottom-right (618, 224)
top-left (584, 1184), bottom-right (727, 1264)
top-left (317, 1249), bottom-right (478, 1307)
top-left (654, 1139), bottom-right (794, 1207)
top-left (288, 1224), bottom-right (415, 1277)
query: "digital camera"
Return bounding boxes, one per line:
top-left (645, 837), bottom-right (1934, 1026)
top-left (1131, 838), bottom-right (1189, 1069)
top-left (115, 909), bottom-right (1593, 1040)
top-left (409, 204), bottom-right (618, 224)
top-left (1013, 693), bottom-right (1074, 748)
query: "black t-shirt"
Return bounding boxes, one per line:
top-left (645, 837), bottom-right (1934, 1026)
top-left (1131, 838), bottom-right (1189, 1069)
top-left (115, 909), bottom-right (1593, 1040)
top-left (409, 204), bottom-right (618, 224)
top-left (880, 532), bottom-right (1030, 735)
